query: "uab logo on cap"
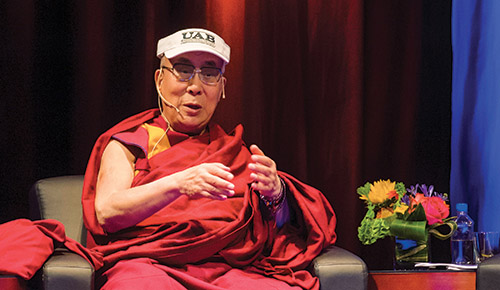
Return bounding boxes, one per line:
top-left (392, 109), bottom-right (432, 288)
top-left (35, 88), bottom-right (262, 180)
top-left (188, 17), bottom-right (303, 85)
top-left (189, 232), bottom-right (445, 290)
top-left (181, 31), bottom-right (216, 47)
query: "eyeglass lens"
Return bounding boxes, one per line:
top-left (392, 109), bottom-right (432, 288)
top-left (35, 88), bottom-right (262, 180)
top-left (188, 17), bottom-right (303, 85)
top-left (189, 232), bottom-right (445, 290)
top-left (173, 64), bottom-right (221, 84)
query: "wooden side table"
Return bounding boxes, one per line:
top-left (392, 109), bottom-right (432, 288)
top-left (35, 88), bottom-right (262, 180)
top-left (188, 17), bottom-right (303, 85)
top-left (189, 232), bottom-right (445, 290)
top-left (369, 270), bottom-right (476, 290)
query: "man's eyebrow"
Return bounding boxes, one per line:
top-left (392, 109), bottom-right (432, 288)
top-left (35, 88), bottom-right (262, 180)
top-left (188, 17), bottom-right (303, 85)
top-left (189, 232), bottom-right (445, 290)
top-left (173, 57), bottom-right (219, 68)
top-left (203, 60), bottom-right (217, 67)
top-left (175, 57), bottom-right (192, 64)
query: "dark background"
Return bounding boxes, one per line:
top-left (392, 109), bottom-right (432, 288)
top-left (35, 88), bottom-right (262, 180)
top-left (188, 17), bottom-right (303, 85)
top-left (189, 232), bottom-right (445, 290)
top-left (0, 1), bottom-right (451, 269)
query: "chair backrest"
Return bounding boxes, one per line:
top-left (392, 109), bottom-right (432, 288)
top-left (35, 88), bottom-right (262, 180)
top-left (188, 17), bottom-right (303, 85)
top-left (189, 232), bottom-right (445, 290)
top-left (29, 175), bottom-right (87, 246)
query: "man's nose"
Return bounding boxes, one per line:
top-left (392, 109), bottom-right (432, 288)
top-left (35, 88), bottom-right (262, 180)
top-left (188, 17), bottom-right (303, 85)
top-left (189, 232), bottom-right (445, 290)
top-left (187, 73), bottom-right (202, 95)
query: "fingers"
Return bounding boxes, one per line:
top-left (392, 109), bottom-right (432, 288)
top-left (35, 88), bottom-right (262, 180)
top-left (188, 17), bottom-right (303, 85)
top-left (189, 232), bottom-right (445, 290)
top-left (249, 145), bottom-right (274, 168)
top-left (211, 163), bottom-right (235, 182)
top-left (249, 144), bottom-right (265, 156)
top-left (201, 163), bottom-right (235, 199)
top-left (248, 163), bottom-right (274, 181)
top-left (178, 163), bottom-right (235, 200)
top-left (198, 181), bottom-right (234, 200)
top-left (248, 145), bottom-right (280, 197)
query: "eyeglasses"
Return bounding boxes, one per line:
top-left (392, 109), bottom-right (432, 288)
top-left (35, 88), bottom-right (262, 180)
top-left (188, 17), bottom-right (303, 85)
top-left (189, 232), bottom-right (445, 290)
top-left (161, 64), bottom-right (222, 85)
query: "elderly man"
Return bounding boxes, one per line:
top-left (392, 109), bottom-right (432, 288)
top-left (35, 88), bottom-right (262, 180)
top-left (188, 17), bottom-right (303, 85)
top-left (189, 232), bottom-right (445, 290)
top-left (81, 28), bottom-right (336, 290)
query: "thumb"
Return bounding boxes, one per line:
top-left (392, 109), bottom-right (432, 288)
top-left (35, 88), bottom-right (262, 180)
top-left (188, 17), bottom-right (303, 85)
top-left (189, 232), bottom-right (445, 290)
top-left (250, 144), bottom-right (265, 156)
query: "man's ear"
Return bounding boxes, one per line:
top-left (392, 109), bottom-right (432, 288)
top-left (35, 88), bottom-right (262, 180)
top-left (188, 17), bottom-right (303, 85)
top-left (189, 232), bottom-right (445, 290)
top-left (155, 56), bottom-right (169, 88)
top-left (155, 68), bottom-right (163, 89)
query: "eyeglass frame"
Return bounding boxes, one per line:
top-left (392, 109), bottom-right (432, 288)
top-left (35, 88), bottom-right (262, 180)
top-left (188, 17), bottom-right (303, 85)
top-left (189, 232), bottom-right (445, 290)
top-left (160, 64), bottom-right (223, 85)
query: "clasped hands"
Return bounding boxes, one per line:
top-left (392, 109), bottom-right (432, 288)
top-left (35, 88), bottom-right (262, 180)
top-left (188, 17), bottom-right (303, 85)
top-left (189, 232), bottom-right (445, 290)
top-left (174, 144), bottom-right (281, 200)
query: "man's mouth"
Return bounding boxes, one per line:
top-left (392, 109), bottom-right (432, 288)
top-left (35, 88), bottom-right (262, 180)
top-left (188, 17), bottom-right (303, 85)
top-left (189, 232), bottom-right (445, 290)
top-left (183, 103), bottom-right (202, 114)
top-left (185, 103), bottom-right (201, 110)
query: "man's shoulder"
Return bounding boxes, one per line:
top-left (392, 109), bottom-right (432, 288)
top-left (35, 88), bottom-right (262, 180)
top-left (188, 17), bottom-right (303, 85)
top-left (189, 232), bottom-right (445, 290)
top-left (108, 109), bottom-right (160, 134)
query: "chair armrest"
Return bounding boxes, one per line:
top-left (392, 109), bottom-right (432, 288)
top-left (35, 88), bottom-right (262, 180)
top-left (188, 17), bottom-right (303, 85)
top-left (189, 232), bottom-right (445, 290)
top-left (477, 254), bottom-right (500, 290)
top-left (41, 248), bottom-right (94, 290)
top-left (311, 245), bottom-right (368, 290)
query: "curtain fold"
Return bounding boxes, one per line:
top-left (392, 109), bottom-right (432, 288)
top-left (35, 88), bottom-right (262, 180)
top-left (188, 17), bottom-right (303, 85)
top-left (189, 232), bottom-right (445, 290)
top-left (451, 0), bottom-right (500, 231)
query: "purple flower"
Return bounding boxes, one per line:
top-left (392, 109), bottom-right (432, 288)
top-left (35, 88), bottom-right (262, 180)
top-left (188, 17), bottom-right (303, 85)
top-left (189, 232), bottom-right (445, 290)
top-left (406, 185), bottom-right (418, 195)
top-left (406, 184), bottom-right (448, 201)
top-left (401, 195), bottom-right (411, 205)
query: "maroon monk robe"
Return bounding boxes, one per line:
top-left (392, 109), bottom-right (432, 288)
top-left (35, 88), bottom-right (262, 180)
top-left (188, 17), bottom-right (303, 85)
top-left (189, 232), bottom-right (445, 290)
top-left (82, 109), bottom-right (336, 289)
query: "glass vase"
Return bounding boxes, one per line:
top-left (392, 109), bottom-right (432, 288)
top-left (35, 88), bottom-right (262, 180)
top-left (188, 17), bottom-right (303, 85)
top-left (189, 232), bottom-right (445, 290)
top-left (394, 236), bottom-right (429, 270)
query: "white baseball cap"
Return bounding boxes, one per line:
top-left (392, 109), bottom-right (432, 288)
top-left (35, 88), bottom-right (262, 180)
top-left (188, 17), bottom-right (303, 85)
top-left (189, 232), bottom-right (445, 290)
top-left (157, 28), bottom-right (230, 64)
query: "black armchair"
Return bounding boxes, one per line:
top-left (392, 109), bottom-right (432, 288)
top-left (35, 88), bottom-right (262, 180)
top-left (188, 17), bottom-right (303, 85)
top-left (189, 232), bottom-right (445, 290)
top-left (29, 175), bottom-right (367, 290)
top-left (477, 254), bottom-right (500, 290)
top-left (29, 175), bottom-right (94, 290)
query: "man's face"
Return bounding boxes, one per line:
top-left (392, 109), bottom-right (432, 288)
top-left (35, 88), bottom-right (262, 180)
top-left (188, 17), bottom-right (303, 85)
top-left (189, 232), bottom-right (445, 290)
top-left (155, 51), bottom-right (226, 135)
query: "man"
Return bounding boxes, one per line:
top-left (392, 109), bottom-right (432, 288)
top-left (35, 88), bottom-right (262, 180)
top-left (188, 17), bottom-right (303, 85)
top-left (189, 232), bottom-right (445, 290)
top-left (81, 28), bottom-right (336, 290)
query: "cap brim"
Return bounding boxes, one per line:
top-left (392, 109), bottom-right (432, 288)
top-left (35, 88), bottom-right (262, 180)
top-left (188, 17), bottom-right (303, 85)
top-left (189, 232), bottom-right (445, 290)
top-left (162, 44), bottom-right (229, 64)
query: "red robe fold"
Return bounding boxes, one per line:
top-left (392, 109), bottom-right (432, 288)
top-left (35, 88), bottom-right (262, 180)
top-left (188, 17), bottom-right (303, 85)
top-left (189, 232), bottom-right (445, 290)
top-left (0, 219), bottom-right (103, 280)
top-left (82, 109), bottom-right (336, 289)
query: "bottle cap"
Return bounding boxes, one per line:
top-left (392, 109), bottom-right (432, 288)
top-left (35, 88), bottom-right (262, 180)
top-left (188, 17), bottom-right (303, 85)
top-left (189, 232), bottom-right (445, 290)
top-left (456, 203), bottom-right (468, 212)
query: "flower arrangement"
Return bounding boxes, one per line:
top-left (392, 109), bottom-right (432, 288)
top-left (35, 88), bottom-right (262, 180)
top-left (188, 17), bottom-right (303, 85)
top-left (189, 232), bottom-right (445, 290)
top-left (357, 179), bottom-right (456, 246)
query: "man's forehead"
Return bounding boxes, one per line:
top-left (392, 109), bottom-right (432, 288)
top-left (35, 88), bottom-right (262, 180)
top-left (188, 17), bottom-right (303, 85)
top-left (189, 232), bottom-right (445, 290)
top-left (175, 57), bottom-right (217, 66)
top-left (169, 52), bottom-right (224, 67)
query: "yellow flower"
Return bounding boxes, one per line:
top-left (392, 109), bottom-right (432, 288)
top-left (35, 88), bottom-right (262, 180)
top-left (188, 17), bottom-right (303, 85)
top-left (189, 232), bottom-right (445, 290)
top-left (376, 207), bottom-right (394, 219)
top-left (367, 179), bottom-right (396, 204)
top-left (394, 203), bottom-right (408, 214)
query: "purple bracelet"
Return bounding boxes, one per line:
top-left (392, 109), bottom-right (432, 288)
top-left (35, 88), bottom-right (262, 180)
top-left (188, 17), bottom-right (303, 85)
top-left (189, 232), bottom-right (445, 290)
top-left (259, 178), bottom-right (286, 216)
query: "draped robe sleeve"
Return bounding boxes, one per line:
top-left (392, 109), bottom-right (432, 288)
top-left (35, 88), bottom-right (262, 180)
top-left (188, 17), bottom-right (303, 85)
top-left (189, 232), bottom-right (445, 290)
top-left (81, 108), bottom-right (337, 289)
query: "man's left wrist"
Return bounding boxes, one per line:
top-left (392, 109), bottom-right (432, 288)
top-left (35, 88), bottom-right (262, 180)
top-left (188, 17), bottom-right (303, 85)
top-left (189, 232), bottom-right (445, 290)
top-left (259, 177), bottom-right (286, 216)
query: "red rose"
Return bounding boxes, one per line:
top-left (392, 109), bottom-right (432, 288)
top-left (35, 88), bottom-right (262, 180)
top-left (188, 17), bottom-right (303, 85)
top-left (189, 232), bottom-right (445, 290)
top-left (421, 196), bottom-right (450, 225)
top-left (409, 194), bottom-right (450, 225)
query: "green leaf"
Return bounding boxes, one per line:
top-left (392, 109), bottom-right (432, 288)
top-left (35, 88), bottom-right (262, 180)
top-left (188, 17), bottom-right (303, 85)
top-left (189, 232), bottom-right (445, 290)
top-left (389, 219), bottom-right (428, 241)
top-left (395, 182), bottom-right (406, 197)
top-left (429, 220), bottom-right (457, 240)
top-left (358, 216), bottom-right (391, 245)
top-left (357, 182), bottom-right (371, 198)
top-left (406, 203), bottom-right (427, 222)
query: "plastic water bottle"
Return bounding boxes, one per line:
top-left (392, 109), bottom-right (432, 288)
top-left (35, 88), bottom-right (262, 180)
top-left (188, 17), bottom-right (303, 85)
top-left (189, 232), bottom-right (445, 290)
top-left (451, 203), bottom-right (476, 264)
